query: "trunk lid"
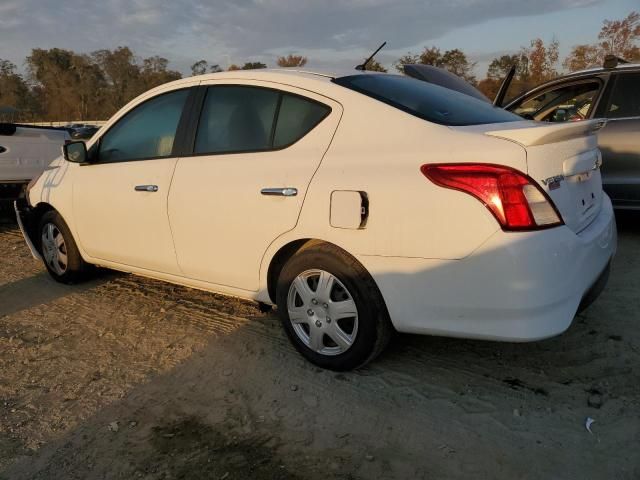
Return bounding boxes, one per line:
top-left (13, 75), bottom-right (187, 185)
top-left (461, 120), bottom-right (606, 233)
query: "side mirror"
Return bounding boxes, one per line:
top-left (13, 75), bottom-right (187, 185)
top-left (63, 141), bottom-right (88, 163)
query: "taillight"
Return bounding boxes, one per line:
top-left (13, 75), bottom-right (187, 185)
top-left (421, 163), bottom-right (563, 231)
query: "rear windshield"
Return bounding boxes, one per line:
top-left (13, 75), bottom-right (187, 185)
top-left (333, 74), bottom-right (522, 126)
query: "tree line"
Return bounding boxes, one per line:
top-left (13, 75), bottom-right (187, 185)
top-left (0, 11), bottom-right (637, 122)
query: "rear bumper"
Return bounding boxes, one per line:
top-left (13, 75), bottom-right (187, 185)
top-left (359, 194), bottom-right (617, 341)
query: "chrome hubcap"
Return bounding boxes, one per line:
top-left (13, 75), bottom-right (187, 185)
top-left (41, 223), bottom-right (68, 276)
top-left (287, 269), bottom-right (358, 356)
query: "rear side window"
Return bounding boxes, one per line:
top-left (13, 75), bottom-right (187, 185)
top-left (195, 86), bottom-right (280, 154)
top-left (273, 95), bottom-right (330, 148)
top-left (99, 89), bottom-right (189, 163)
top-left (607, 73), bottom-right (640, 119)
top-left (333, 74), bottom-right (520, 126)
top-left (195, 86), bottom-right (330, 154)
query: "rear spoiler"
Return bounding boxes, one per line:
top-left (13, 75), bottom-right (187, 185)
top-left (485, 119), bottom-right (607, 147)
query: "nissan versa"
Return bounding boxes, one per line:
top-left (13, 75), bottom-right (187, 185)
top-left (15, 69), bottom-right (617, 370)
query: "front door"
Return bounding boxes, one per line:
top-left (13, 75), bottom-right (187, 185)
top-left (73, 87), bottom-right (191, 274)
top-left (168, 82), bottom-right (341, 291)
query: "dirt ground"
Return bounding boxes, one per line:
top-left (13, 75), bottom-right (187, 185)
top-left (0, 212), bottom-right (638, 480)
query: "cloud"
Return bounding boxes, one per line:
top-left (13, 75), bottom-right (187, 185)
top-left (0, 0), bottom-right (600, 72)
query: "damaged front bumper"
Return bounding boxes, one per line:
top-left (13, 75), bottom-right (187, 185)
top-left (14, 199), bottom-right (41, 260)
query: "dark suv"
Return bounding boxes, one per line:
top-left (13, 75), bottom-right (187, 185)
top-left (503, 60), bottom-right (640, 211)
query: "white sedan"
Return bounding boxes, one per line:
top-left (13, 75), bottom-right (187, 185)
top-left (16, 69), bottom-right (616, 370)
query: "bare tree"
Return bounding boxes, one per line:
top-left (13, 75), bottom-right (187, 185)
top-left (277, 55), bottom-right (307, 68)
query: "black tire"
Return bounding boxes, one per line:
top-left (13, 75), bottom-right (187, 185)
top-left (38, 210), bottom-right (88, 284)
top-left (276, 242), bottom-right (393, 371)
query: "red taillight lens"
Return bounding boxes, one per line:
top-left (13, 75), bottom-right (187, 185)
top-left (421, 163), bottom-right (563, 231)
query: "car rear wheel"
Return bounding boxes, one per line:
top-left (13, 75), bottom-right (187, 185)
top-left (39, 210), bottom-right (88, 284)
top-left (276, 242), bottom-right (393, 370)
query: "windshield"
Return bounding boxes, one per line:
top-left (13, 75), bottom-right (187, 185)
top-left (333, 74), bottom-right (522, 126)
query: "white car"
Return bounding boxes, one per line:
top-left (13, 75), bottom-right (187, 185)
top-left (16, 70), bottom-right (616, 370)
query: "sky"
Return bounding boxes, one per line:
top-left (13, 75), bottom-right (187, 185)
top-left (0, 0), bottom-right (637, 77)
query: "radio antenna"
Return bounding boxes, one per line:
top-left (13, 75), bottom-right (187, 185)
top-left (356, 42), bottom-right (387, 71)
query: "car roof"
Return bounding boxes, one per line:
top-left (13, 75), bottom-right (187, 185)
top-left (568, 62), bottom-right (640, 76)
top-left (156, 68), bottom-right (398, 91)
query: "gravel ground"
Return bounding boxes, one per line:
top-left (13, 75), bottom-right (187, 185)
top-left (0, 213), bottom-right (638, 479)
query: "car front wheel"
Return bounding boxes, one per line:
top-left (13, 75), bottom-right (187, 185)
top-left (276, 242), bottom-right (392, 371)
top-left (39, 210), bottom-right (88, 284)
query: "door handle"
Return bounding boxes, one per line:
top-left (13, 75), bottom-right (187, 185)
top-left (260, 187), bottom-right (298, 197)
top-left (135, 185), bottom-right (158, 192)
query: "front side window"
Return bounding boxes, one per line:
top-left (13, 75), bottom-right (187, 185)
top-left (607, 73), bottom-right (640, 119)
top-left (511, 82), bottom-right (600, 122)
top-left (99, 89), bottom-right (189, 163)
top-left (194, 86), bottom-right (331, 154)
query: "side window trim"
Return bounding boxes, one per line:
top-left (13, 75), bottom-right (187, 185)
top-left (176, 86), bottom-right (207, 157)
top-left (592, 73), bottom-right (615, 118)
top-left (91, 87), bottom-right (193, 165)
top-left (186, 84), bottom-right (332, 157)
top-left (268, 94), bottom-right (284, 148)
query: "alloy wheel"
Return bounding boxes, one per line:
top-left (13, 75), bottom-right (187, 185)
top-left (287, 269), bottom-right (359, 356)
top-left (41, 223), bottom-right (68, 276)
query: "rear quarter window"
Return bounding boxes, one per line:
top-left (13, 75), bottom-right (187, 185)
top-left (333, 74), bottom-right (521, 126)
top-left (606, 73), bottom-right (640, 119)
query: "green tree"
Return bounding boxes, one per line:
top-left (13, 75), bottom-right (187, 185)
top-left (27, 48), bottom-right (83, 120)
top-left (191, 60), bottom-right (223, 76)
top-left (191, 60), bottom-right (208, 76)
top-left (139, 55), bottom-right (181, 91)
top-left (0, 59), bottom-right (36, 120)
top-left (241, 62), bottom-right (267, 70)
top-left (363, 59), bottom-right (387, 72)
top-left (92, 47), bottom-right (141, 115)
top-left (394, 46), bottom-right (475, 83)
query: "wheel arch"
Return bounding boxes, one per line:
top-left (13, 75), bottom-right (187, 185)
top-left (266, 238), bottom-right (315, 303)
top-left (264, 238), bottom-right (391, 325)
top-left (23, 201), bottom-right (56, 254)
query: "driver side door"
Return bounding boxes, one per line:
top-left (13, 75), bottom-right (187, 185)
top-left (73, 87), bottom-right (193, 275)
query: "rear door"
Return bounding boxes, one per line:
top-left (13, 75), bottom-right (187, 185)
top-left (168, 81), bottom-right (341, 291)
top-left (596, 71), bottom-right (640, 208)
top-left (73, 87), bottom-right (192, 274)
